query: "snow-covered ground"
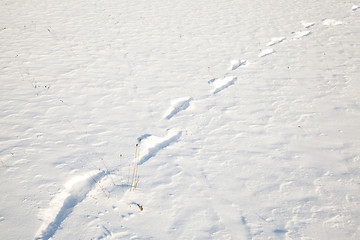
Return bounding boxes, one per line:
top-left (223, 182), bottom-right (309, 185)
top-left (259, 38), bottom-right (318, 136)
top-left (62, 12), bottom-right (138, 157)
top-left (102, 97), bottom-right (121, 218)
top-left (1, 0), bottom-right (360, 239)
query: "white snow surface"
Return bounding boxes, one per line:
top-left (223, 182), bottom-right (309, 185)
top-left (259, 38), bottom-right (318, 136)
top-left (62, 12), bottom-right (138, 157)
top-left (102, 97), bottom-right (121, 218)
top-left (1, 0), bottom-right (360, 239)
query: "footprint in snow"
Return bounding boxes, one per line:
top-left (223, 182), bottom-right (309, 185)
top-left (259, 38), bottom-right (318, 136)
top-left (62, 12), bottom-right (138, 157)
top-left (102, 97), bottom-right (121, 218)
top-left (34, 171), bottom-right (107, 240)
top-left (258, 48), bottom-right (275, 57)
top-left (209, 76), bottom-right (237, 94)
top-left (322, 19), bottom-right (343, 26)
top-left (228, 59), bottom-right (247, 71)
top-left (352, 5), bottom-right (360, 11)
top-left (267, 37), bottom-right (286, 46)
top-left (292, 31), bottom-right (311, 39)
top-left (164, 97), bottom-right (192, 120)
top-left (301, 21), bottom-right (315, 28)
top-left (138, 130), bottom-right (182, 165)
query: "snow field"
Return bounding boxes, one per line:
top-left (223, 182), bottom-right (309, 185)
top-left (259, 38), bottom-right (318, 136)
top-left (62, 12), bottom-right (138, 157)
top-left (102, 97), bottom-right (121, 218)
top-left (1, 0), bottom-right (360, 239)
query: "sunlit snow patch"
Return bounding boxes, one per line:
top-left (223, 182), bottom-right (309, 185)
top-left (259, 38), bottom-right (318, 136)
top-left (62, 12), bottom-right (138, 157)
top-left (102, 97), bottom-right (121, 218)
top-left (138, 130), bottom-right (182, 165)
top-left (164, 97), bottom-right (192, 120)
top-left (322, 19), bottom-right (343, 26)
top-left (211, 76), bottom-right (237, 94)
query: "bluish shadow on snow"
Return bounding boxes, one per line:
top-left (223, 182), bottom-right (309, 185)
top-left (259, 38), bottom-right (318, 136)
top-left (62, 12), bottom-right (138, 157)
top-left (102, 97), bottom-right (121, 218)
top-left (274, 229), bottom-right (288, 234)
top-left (208, 78), bottom-right (217, 84)
top-left (138, 134), bottom-right (151, 142)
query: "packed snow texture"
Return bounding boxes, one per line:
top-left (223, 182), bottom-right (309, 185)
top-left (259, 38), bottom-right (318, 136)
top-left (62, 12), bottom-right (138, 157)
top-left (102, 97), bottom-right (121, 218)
top-left (1, 0), bottom-right (360, 239)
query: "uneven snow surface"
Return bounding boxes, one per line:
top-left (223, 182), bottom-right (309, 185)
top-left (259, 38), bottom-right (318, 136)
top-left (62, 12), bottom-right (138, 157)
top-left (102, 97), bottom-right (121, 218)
top-left (1, 0), bottom-right (360, 239)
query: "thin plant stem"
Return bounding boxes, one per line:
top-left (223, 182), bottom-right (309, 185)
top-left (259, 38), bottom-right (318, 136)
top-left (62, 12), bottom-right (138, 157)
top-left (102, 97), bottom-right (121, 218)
top-left (131, 143), bottom-right (139, 191)
top-left (119, 154), bottom-right (124, 192)
top-left (134, 139), bottom-right (141, 190)
top-left (91, 176), bottom-right (110, 198)
top-left (101, 158), bottom-right (116, 186)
